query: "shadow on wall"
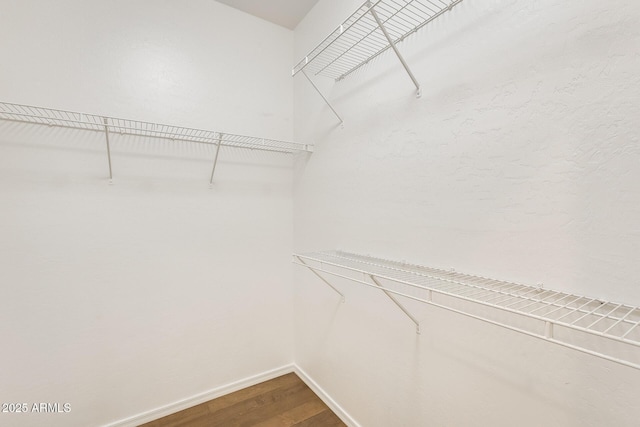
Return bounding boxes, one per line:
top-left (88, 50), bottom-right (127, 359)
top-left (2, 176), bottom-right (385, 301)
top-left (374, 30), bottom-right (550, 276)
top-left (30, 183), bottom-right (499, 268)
top-left (0, 121), bottom-right (294, 190)
top-left (421, 306), bottom-right (634, 424)
top-left (0, 121), bottom-right (295, 164)
top-left (325, 0), bottom-right (505, 106)
top-left (321, 0), bottom-right (627, 127)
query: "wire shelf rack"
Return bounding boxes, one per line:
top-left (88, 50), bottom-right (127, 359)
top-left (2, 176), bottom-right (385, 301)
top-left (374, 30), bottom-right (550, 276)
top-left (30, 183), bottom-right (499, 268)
top-left (0, 101), bottom-right (310, 154)
top-left (294, 250), bottom-right (640, 370)
top-left (293, 0), bottom-right (463, 82)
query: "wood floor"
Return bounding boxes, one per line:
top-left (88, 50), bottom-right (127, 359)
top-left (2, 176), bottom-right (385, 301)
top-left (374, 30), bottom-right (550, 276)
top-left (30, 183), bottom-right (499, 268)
top-left (140, 373), bottom-right (346, 427)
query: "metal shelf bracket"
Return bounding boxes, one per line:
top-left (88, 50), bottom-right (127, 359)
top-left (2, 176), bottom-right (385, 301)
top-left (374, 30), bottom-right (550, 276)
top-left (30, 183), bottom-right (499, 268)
top-left (296, 255), bottom-right (346, 302)
top-left (366, 1), bottom-right (421, 98)
top-left (301, 70), bottom-right (344, 126)
top-left (370, 274), bottom-right (421, 333)
top-left (102, 117), bottom-right (114, 184)
top-left (209, 132), bottom-right (223, 187)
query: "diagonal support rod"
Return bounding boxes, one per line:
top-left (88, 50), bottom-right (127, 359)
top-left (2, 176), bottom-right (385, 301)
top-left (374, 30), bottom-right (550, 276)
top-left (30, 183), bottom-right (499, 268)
top-left (301, 70), bottom-right (344, 125)
top-left (103, 117), bottom-right (113, 184)
top-left (368, 2), bottom-right (422, 98)
top-left (209, 132), bottom-right (223, 187)
top-left (370, 275), bottom-right (421, 334)
top-left (296, 256), bottom-right (345, 302)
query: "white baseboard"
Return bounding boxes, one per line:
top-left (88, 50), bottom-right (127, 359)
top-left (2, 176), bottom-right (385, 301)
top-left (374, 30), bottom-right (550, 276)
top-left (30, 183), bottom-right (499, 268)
top-left (103, 363), bottom-right (359, 427)
top-left (103, 364), bottom-right (295, 427)
top-left (293, 365), bottom-right (361, 427)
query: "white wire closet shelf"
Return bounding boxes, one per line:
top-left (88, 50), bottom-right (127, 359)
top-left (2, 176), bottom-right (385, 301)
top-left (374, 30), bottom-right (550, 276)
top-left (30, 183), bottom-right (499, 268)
top-left (0, 101), bottom-right (311, 184)
top-left (293, 251), bottom-right (640, 370)
top-left (294, 0), bottom-right (461, 81)
top-left (293, 0), bottom-right (464, 122)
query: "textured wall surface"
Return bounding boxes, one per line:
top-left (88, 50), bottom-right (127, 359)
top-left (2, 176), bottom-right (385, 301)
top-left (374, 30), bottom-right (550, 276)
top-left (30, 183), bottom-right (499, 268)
top-left (0, 1), bottom-right (295, 426)
top-left (0, 0), bottom-right (294, 139)
top-left (2, 0), bottom-right (639, 425)
top-left (293, 0), bottom-right (640, 425)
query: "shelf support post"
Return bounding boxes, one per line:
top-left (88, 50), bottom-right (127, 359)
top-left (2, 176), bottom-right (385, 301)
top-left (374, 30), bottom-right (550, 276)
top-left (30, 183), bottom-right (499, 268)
top-left (209, 132), bottom-right (223, 187)
top-left (368, 2), bottom-right (422, 98)
top-left (296, 256), bottom-right (346, 302)
top-left (545, 321), bottom-right (554, 339)
top-left (301, 70), bottom-right (344, 125)
top-left (102, 117), bottom-right (113, 184)
top-left (370, 275), bottom-right (421, 334)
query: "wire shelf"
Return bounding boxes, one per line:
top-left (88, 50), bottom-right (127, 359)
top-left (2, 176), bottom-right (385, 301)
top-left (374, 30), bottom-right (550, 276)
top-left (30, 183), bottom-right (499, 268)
top-left (294, 250), bottom-right (640, 370)
top-left (0, 101), bottom-right (311, 154)
top-left (293, 0), bottom-right (463, 81)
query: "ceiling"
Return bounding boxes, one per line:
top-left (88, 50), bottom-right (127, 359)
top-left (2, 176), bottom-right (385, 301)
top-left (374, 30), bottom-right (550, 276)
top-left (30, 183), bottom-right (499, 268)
top-left (215, 0), bottom-right (320, 30)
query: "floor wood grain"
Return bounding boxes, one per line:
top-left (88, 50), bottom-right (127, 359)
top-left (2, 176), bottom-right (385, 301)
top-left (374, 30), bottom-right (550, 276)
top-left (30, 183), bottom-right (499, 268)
top-left (139, 373), bottom-right (346, 427)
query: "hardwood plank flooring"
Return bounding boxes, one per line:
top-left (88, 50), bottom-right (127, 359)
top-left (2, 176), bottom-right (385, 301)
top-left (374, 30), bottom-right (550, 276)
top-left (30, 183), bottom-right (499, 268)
top-left (140, 373), bottom-right (346, 427)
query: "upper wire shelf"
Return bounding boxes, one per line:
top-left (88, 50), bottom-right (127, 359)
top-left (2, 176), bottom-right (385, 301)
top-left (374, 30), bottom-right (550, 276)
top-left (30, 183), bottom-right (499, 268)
top-left (293, 0), bottom-right (463, 81)
top-left (294, 251), bottom-right (640, 370)
top-left (0, 101), bottom-right (311, 154)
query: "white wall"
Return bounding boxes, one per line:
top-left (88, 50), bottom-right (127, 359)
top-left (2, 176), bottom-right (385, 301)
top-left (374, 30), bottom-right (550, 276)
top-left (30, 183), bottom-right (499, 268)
top-left (3, 0), bottom-right (639, 425)
top-left (0, 1), bottom-right (295, 426)
top-left (0, 0), bottom-right (294, 137)
top-left (294, 0), bottom-right (640, 426)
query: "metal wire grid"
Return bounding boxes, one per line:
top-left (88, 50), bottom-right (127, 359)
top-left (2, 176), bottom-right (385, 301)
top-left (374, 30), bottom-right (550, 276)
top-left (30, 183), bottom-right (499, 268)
top-left (293, 0), bottom-right (463, 81)
top-left (294, 250), bottom-right (640, 369)
top-left (0, 101), bottom-right (310, 154)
